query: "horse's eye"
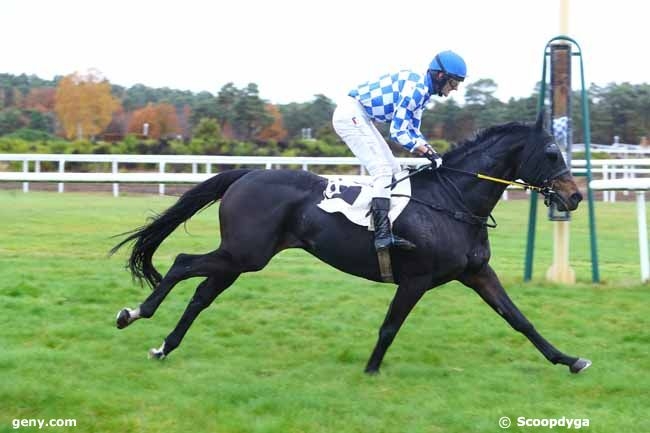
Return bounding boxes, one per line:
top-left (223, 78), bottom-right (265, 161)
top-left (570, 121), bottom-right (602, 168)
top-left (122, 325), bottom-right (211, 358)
top-left (545, 143), bottom-right (559, 161)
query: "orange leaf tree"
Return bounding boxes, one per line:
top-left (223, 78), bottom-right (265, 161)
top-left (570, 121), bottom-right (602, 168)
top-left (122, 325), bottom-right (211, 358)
top-left (127, 102), bottom-right (180, 139)
top-left (23, 88), bottom-right (56, 112)
top-left (54, 70), bottom-right (120, 140)
top-left (256, 104), bottom-right (288, 142)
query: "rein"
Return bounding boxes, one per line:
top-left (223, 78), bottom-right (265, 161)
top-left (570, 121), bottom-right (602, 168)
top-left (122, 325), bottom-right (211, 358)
top-left (386, 163), bottom-right (562, 229)
top-left (387, 164), bottom-right (499, 229)
top-left (440, 166), bottom-right (554, 195)
top-left (388, 163), bottom-right (554, 195)
top-left (391, 193), bottom-right (497, 228)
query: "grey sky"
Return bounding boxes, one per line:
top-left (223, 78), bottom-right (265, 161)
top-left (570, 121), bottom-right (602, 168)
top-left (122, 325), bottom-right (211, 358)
top-left (2, 0), bottom-right (647, 104)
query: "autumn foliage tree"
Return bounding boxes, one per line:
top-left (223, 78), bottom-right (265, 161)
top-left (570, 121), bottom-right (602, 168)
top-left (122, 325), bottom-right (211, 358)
top-left (23, 87), bottom-right (56, 112)
top-left (256, 104), bottom-right (287, 142)
top-left (54, 70), bottom-right (120, 140)
top-left (127, 102), bottom-right (180, 139)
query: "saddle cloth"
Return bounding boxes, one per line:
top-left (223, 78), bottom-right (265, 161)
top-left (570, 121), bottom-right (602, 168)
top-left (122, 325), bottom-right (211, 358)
top-left (317, 171), bottom-right (411, 228)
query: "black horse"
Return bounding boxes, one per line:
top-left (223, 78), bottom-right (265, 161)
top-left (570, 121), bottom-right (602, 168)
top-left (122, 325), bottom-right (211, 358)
top-left (113, 116), bottom-right (591, 374)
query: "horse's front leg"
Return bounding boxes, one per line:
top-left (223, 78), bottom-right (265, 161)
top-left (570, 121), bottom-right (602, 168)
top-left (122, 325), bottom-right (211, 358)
top-left (365, 275), bottom-right (429, 374)
top-left (459, 265), bottom-right (591, 374)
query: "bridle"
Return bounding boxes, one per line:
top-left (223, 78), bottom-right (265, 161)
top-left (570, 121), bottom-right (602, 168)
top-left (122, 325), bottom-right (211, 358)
top-left (386, 161), bottom-right (570, 228)
top-left (388, 163), bottom-right (565, 200)
top-left (385, 131), bottom-right (573, 226)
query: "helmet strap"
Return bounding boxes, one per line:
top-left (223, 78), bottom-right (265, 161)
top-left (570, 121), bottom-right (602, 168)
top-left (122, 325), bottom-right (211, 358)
top-left (428, 70), bottom-right (448, 97)
top-left (433, 54), bottom-right (448, 74)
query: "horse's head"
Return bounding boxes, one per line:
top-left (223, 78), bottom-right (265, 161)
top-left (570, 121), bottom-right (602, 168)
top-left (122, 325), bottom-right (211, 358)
top-left (517, 113), bottom-right (582, 212)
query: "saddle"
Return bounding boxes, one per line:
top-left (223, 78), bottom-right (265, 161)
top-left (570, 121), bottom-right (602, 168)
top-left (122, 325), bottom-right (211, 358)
top-left (317, 171), bottom-right (411, 228)
top-left (317, 171), bottom-right (412, 284)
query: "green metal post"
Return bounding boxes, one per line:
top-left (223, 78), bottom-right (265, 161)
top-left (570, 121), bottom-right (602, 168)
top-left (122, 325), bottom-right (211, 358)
top-left (524, 35), bottom-right (599, 282)
top-left (576, 44), bottom-right (600, 282)
top-left (524, 45), bottom-right (549, 281)
top-left (524, 191), bottom-right (538, 281)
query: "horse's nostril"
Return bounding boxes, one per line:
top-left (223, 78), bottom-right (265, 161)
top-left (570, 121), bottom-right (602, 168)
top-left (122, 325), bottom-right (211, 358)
top-left (571, 192), bottom-right (583, 203)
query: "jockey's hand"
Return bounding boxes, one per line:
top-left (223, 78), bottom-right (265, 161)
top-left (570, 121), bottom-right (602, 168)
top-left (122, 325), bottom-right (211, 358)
top-left (420, 145), bottom-right (443, 169)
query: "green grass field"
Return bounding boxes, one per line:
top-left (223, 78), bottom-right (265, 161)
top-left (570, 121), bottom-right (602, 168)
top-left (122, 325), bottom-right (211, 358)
top-left (0, 189), bottom-right (648, 433)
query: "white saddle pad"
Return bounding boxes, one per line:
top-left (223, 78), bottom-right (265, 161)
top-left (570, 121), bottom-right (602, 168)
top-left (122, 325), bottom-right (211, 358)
top-left (317, 171), bottom-right (411, 227)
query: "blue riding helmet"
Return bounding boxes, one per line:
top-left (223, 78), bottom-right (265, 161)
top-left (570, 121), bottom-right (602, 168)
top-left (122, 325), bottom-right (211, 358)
top-left (427, 50), bottom-right (467, 96)
top-left (428, 50), bottom-right (467, 81)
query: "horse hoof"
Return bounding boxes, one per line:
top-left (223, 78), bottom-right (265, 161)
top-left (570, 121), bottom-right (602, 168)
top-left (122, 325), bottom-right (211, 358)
top-left (116, 308), bottom-right (131, 329)
top-left (570, 358), bottom-right (592, 374)
top-left (148, 348), bottom-right (166, 360)
top-left (364, 367), bottom-right (380, 376)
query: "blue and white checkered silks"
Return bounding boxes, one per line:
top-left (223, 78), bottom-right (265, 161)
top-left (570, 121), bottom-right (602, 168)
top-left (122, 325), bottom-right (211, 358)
top-left (349, 71), bottom-right (432, 152)
top-left (553, 116), bottom-right (569, 146)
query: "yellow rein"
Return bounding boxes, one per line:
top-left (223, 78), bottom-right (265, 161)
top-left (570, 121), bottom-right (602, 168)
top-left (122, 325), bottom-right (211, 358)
top-left (476, 173), bottom-right (547, 193)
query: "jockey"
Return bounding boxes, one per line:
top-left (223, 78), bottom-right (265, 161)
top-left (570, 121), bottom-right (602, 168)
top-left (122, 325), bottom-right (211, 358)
top-left (332, 50), bottom-right (467, 253)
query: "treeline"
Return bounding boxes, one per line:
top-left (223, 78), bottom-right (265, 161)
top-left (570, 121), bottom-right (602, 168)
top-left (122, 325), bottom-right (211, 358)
top-left (0, 72), bottom-right (648, 158)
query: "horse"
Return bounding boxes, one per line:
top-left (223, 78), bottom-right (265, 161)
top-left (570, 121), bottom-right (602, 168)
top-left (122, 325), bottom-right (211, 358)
top-left (112, 114), bottom-right (591, 375)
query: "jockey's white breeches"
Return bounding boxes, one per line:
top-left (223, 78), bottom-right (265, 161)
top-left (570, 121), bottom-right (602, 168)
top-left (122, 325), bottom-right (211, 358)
top-left (332, 96), bottom-right (402, 199)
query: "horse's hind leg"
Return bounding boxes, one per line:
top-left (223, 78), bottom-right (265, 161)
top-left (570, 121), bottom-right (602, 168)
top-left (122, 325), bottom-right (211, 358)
top-left (116, 250), bottom-right (234, 329)
top-left (149, 272), bottom-right (238, 359)
top-left (459, 264), bottom-right (591, 374)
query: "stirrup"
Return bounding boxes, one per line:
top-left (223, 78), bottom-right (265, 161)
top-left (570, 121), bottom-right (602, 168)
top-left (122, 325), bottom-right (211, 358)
top-left (376, 249), bottom-right (394, 283)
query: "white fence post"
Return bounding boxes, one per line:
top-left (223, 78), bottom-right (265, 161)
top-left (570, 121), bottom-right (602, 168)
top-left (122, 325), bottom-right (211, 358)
top-left (58, 159), bottom-right (65, 193)
top-left (159, 162), bottom-right (166, 196)
top-left (112, 160), bottom-right (119, 197)
top-left (22, 160), bottom-right (29, 193)
top-left (602, 164), bottom-right (609, 202)
top-left (636, 191), bottom-right (650, 281)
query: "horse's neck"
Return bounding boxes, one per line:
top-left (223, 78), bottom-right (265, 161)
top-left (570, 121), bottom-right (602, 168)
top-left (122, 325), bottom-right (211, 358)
top-left (449, 169), bottom-right (511, 217)
top-left (443, 144), bottom-right (518, 217)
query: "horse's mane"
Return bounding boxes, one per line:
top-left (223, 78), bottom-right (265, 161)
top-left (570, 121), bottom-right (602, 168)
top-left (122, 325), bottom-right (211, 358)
top-left (442, 121), bottom-right (532, 167)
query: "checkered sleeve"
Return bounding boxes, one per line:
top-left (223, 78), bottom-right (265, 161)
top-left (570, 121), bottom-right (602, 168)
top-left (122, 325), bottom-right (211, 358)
top-left (389, 88), bottom-right (427, 152)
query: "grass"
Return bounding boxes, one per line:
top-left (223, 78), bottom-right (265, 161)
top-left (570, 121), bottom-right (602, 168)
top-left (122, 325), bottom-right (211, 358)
top-left (0, 189), bottom-right (648, 432)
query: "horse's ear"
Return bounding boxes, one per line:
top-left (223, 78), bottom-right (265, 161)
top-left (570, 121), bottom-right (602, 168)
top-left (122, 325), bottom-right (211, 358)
top-left (535, 111), bottom-right (544, 131)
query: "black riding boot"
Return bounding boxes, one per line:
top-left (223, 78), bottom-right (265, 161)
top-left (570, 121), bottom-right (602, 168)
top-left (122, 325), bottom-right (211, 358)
top-left (371, 198), bottom-right (416, 251)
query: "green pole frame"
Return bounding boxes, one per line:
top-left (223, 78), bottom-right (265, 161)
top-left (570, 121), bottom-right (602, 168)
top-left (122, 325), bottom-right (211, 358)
top-left (524, 35), bottom-right (599, 282)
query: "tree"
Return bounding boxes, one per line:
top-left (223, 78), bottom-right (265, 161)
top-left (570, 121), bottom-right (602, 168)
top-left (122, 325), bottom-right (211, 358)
top-left (23, 87), bottom-right (56, 112)
top-left (155, 103), bottom-right (181, 138)
top-left (54, 70), bottom-right (120, 139)
top-left (0, 108), bottom-right (27, 135)
top-left (190, 91), bottom-right (218, 126)
top-left (279, 94), bottom-right (336, 141)
top-left (256, 104), bottom-right (287, 142)
top-left (215, 83), bottom-right (239, 132)
top-left (231, 83), bottom-right (271, 140)
top-left (127, 102), bottom-right (180, 139)
top-left (193, 117), bottom-right (222, 142)
top-left (464, 78), bottom-right (499, 106)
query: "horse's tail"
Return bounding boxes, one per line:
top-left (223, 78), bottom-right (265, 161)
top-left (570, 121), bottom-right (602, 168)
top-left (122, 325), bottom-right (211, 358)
top-left (110, 169), bottom-right (252, 288)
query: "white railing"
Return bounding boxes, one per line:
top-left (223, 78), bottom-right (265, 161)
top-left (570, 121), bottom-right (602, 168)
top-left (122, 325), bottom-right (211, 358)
top-left (573, 143), bottom-right (650, 157)
top-left (589, 178), bottom-right (650, 281)
top-left (0, 154), bottom-right (372, 196)
top-left (1, 153), bottom-right (649, 200)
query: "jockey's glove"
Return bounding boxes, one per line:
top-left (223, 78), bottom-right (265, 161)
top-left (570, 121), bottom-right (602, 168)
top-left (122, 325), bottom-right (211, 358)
top-left (423, 145), bottom-right (443, 169)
